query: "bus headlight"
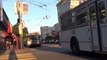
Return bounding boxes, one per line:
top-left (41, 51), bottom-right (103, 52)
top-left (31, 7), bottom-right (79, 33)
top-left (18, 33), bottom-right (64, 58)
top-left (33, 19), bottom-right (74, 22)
top-left (27, 40), bottom-right (32, 46)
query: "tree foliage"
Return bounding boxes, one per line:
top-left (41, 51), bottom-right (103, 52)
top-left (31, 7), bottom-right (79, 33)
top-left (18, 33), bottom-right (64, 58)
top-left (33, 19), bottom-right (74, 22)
top-left (23, 27), bottom-right (29, 41)
top-left (12, 23), bottom-right (19, 35)
top-left (12, 24), bottom-right (29, 41)
top-left (23, 27), bottom-right (28, 38)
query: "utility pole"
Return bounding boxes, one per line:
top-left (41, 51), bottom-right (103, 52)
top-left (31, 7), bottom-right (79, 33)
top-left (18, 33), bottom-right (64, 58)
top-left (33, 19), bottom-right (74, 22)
top-left (16, 0), bottom-right (23, 49)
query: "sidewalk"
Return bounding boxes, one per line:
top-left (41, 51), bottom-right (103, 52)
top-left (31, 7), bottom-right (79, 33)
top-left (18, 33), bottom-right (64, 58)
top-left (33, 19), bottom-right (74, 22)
top-left (0, 49), bottom-right (11, 60)
top-left (0, 48), bottom-right (37, 60)
top-left (0, 47), bottom-right (18, 60)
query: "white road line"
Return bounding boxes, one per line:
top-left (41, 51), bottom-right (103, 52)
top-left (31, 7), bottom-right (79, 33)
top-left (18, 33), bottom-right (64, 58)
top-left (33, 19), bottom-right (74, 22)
top-left (16, 53), bottom-right (37, 60)
top-left (0, 55), bottom-right (9, 60)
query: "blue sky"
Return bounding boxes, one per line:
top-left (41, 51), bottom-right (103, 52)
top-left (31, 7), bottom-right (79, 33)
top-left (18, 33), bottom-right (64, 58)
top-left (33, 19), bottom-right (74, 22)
top-left (3, 0), bottom-right (58, 33)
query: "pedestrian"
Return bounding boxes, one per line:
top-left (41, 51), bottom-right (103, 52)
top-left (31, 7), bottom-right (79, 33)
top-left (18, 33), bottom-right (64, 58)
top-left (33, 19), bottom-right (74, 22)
top-left (6, 33), bottom-right (13, 49)
top-left (6, 36), bottom-right (12, 49)
top-left (13, 34), bottom-right (19, 50)
top-left (16, 35), bottom-right (19, 50)
top-left (6, 40), bottom-right (10, 49)
top-left (13, 37), bottom-right (16, 49)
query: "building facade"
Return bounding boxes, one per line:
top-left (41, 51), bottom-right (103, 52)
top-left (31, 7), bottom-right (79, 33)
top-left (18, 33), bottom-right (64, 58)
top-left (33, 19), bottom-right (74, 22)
top-left (0, 8), bottom-right (11, 50)
top-left (40, 26), bottom-right (54, 40)
top-left (53, 23), bottom-right (60, 32)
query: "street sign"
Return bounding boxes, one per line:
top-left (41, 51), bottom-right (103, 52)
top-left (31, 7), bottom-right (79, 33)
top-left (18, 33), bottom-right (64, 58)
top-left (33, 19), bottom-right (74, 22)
top-left (14, 2), bottom-right (28, 15)
top-left (22, 2), bottom-right (28, 14)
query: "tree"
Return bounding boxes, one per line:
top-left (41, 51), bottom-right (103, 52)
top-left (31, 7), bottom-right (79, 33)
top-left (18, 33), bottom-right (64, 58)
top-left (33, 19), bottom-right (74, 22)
top-left (12, 24), bottom-right (29, 41)
top-left (23, 27), bottom-right (28, 37)
top-left (23, 27), bottom-right (29, 41)
top-left (12, 23), bottom-right (19, 35)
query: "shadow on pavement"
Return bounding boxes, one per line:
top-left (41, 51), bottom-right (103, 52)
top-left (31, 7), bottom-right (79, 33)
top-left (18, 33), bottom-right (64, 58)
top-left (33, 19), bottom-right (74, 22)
top-left (36, 44), bottom-right (72, 54)
top-left (0, 49), bottom-right (7, 55)
top-left (8, 48), bottom-right (18, 60)
top-left (36, 44), bottom-right (107, 60)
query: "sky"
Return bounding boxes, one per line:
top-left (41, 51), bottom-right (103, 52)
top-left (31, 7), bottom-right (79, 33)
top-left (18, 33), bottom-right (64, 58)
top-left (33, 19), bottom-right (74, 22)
top-left (3, 0), bottom-right (59, 33)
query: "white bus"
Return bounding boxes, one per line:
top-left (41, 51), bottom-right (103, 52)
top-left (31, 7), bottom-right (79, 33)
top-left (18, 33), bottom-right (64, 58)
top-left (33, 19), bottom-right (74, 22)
top-left (57, 0), bottom-right (107, 54)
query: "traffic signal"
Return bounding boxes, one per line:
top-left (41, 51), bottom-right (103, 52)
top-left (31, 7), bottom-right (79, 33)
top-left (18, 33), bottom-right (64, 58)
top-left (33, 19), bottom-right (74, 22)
top-left (17, 18), bottom-right (20, 23)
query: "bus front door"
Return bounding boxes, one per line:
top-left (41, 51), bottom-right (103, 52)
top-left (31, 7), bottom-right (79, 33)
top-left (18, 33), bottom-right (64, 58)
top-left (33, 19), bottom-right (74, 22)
top-left (89, 0), bottom-right (107, 52)
top-left (98, 1), bottom-right (107, 51)
top-left (89, 4), bottom-right (100, 51)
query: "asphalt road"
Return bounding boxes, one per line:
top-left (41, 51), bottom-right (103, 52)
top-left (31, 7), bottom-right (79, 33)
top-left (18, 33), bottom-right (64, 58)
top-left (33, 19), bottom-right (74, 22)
top-left (14, 44), bottom-right (107, 60)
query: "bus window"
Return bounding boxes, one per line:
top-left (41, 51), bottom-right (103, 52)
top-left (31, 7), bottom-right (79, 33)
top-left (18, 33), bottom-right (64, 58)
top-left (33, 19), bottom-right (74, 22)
top-left (89, 5), bottom-right (96, 26)
top-left (60, 16), bottom-right (67, 31)
top-left (76, 12), bottom-right (87, 26)
top-left (60, 17), bottom-right (63, 30)
top-left (60, 11), bottom-right (75, 31)
top-left (67, 12), bottom-right (75, 29)
top-left (98, 1), bottom-right (106, 23)
top-left (60, 12), bottom-right (71, 31)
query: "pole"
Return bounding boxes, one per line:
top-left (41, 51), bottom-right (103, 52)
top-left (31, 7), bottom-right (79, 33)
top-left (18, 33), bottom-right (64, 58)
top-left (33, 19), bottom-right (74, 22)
top-left (16, 0), bottom-right (23, 49)
top-left (95, 0), bottom-right (102, 51)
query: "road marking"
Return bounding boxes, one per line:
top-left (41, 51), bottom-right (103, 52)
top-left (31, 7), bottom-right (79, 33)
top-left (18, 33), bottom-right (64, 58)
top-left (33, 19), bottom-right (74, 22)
top-left (16, 53), bottom-right (37, 60)
top-left (0, 55), bottom-right (9, 60)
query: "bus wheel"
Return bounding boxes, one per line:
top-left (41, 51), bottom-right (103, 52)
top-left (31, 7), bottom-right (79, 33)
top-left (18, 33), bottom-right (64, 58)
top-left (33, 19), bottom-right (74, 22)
top-left (71, 39), bottom-right (80, 54)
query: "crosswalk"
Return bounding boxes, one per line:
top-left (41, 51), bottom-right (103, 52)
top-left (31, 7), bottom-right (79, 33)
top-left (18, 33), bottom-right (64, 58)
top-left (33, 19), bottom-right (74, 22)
top-left (0, 55), bottom-right (9, 60)
top-left (0, 49), bottom-right (37, 60)
top-left (16, 53), bottom-right (37, 60)
top-left (0, 52), bottom-right (37, 60)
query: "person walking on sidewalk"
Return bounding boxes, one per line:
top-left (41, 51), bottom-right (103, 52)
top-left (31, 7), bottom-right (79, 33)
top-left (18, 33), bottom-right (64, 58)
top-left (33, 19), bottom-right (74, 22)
top-left (6, 33), bottom-right (13, 49)
top-left (13, 34), bottom-right (19, 50)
